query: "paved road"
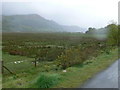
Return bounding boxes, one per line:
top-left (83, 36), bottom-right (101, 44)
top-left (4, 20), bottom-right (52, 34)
top-left (82, 60), bottom-right (119, 88)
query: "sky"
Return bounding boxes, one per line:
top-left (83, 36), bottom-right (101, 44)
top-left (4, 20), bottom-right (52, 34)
top-left (1, 0), bottom-right (119, 29)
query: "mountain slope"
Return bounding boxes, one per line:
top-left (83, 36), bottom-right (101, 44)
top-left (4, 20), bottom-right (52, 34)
top-left (2, 14), bottom-right (83, 32)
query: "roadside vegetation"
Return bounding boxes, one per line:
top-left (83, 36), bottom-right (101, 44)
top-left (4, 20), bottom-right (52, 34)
top-left (2, 23), bottom-right (119, 88)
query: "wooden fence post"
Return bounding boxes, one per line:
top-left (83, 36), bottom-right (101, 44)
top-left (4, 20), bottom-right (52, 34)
top-left (35, 60), bottom-right (37, 67)
top-left (3, 66), bottom-right (15, 75)
top-left (2, 61), bottom-right (15, 75)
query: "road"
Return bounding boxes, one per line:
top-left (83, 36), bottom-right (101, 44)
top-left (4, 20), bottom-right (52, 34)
top-left (82, 60), bottom-right (119, 88)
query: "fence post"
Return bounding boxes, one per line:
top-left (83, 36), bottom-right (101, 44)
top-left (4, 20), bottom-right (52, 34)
top-left (2, 61), bottom-right (15, 75)
top-left (35, 60), bottom-right (37, 67)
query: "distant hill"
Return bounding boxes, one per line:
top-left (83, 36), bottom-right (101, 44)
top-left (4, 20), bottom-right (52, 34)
top-left (2, 14), bottom-right (84, 32)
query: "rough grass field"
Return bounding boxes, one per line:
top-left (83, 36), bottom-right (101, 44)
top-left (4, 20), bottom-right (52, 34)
top-left (3, 53), bottom-right (34, 74)
top-left (2, 33), bottom-right (118, 88)
top-left (2, 48), bottom-right (118, 88)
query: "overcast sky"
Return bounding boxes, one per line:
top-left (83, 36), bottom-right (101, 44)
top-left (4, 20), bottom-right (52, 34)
top-left (2, 0), bottom-right (119, 29)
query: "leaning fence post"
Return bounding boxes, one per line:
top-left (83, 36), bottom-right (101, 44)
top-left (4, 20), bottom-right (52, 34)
top-left (3, 66), bottom-right (15, 75)
top-left (2, 60), bottom-right (15, 75)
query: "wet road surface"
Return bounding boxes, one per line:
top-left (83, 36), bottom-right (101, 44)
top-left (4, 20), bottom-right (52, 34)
top-left (82, 60), bottom-right (119, 88)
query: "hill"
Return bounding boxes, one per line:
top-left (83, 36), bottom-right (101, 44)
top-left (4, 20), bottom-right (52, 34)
top-left (2, 14), bottom-right (83, 32)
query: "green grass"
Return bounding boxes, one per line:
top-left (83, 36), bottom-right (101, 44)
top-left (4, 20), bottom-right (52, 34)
top-left (3, 53), bottom-right (34, 63)
top-left (2, 53), bottom-right (59, 88)
top-left (32, 73), bottom-right (61, 88)
top-left (2, 48), bottom-right (118, 88)
top-left (53, 48), bottom-right (118, 88)
top-left (2, 53), bottom-right (34, 74)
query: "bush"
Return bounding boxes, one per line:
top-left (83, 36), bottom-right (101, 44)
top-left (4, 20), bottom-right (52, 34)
top-left (35, 73), bottom-right (61, 88)
top-left (107, 24), bottom-right (118, 45)
top-left (56, 48), bottom-right (83, 69)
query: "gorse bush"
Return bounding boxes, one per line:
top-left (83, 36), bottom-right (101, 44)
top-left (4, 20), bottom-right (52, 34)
top-left (35, 73), bottom-right (61, 88)
top-left (56, 48), bottom-right (84, 69)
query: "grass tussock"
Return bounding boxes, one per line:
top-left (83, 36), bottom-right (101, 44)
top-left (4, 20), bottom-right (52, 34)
top-left (35, 73), bottom-right (61, 88)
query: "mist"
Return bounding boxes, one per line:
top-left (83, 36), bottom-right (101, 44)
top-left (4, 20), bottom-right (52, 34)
top-left (2, 0), bottom-right (118, 30)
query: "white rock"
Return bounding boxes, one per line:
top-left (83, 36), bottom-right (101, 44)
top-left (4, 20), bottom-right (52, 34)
top-left (63, 70), bottom-right (67, 72)
top-left (14, 61), bottom-right (17, 64)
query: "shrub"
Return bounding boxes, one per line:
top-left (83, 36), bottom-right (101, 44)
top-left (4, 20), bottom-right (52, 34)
top-left (107, 24), bottom-right (118, 45)
top-left (35, 73), bottom-right (61, 88)
top-left (56, 48), bottom-right (83, 69)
